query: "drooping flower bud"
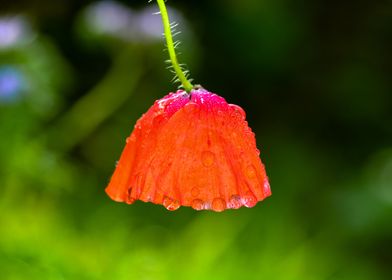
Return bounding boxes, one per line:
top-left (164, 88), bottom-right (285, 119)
top-left (106, 88), bottom-right (271, 211)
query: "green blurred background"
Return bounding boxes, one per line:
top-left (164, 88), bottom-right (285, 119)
top-left (1, 0), bottom-right (391, 279)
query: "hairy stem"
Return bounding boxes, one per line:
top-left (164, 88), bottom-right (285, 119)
top-left (156, 0), bottom-right (193, 92)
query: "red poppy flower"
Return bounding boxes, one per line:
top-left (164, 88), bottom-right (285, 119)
top-left (105, 88), bottom-right (271, 211)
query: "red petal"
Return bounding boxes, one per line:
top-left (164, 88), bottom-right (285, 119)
top-left (105, 89), bottom-right (271, 211)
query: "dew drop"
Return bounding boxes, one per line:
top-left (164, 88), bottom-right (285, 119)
top-left (242, 192), bottom-right (257, 208)
top-left (191, 199), bottom-right (204, 210)
top-left (229, 104), bottom-right (246, 121)
top-left (183, 102), bottom-right (199, 114)
top-left (229, 195), bottom-right (242, 209)
top-left (152, 114), bottom-right (166, 126)
top-left (163, 196), bottom-right (180, 211)
top-left (201, 151), bottom-right (215, 167)
top-left (135, 123), bottom-right (142, 130)
top-left (263, 180), bottom-right (271, 196)
top-left (245, 165), bottom-right (257, 178)
top-left (191, 187), bottom-right (200, 197)
top-left (217, 109), bottom-right (224, 116)
top-left (133, 124), bottom-right (143, 138)
top-left (203, 201), bottom-right (211, 210)
top-left (212, 198), bottom-right (226, 212)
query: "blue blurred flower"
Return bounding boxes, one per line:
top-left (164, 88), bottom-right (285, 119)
top-left (81, 1), bottom-right (187, 43)
top-left (84, 1), bottom-right (137, 41)
top-left (0, 66), bottom-right (26, 103)
top-left (0, 15), bottom-right (34, 50)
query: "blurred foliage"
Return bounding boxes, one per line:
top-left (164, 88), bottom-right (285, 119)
top-left (0, 0), bottom-right (391, 279)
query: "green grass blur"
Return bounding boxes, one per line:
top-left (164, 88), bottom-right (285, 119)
top-left (1, 0), bottom-right (391, 279)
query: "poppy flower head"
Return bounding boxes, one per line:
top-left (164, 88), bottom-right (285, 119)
top-left (106, 88), bottom-right (271, 211)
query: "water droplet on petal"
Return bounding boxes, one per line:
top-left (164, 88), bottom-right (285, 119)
top-left (152, 114), bottom-right (166, 126)
top-left (229, 195), bottom-right (242, 209)
top-left (212, 198), bottom-right (226, 212)
top-left (191, 187), bottom-right (200, 197)
top-left (229, 104), bottom-right (246, 121)
top-left (263, 180), bottom-right (271, 196)
top-left (245, 165), bottom-right (257, 178)
top-left (203, 201), bottom-right (211, 210)
top-left (135, 123), bottom-right (142, 130)
top-left (201, 151), bottom-right (215, 167)
top-left (163, 196), bottom-right (180, 211)
top-left (133, 124), bottom-right (143, 138)
top-left (183, 102), bottom-right (199, 114)
top-left (242, 192), bottom-right (257, 208)
top-left (191, 199), bottom-right (204, 210)
top-left (126, 135), bottom-right (137, 144)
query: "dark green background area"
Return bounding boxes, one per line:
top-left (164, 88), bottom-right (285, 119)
top-left (1, 0), bottom-right (391, 279)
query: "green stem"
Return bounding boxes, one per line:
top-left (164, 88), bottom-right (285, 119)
top-left (156, 0), bottom-right (193, 92)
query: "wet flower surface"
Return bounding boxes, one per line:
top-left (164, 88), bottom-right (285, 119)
top-left (106, 88), bottom-right (271, 211)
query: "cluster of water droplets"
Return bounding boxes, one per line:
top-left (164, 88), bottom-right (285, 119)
top-left (161, 171), bottom-right (259, 212)
top-left (159, 172), bottom-right (259, 212)
top-left (187, 192), bottom-right (258, 212)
